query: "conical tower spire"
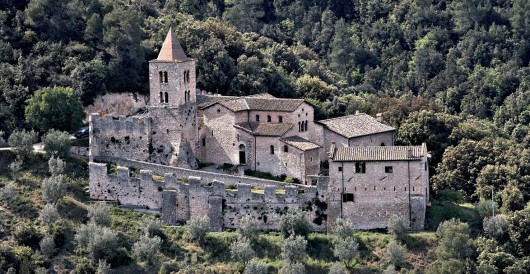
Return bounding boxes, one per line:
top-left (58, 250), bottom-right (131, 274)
top-left (157, 27), bottom-right (189, 62)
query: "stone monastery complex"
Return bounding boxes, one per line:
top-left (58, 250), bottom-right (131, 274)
top-left (88, 29), bottom-right (430, 232)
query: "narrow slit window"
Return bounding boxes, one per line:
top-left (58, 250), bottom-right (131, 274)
top-left (283, 145), bottom-right (288, 153)
top-left (279, 116), bottom-right (283, 123)
top-left (267, 115), bottom-right (271, 122)
top-left (256, 115), bottom-right (260, 122)
top-left (270, 145), bottom-right (274, 154)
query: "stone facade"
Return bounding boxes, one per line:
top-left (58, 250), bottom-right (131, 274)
top-left (88, 28), bottom-right (430, 231)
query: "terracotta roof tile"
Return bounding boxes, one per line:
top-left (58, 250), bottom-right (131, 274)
top-left (281, 136), bottom-right (321, 151)
top-left (198, 94), bottom-right (305, 112)
top-left (156, 28), bottom-right (189, 62)
top-left (318, 113), bottom-right (395, 138)
top-left (333, 145), bottom-right (427, 161)
top-left (235, 122), bottom-right (293, 137)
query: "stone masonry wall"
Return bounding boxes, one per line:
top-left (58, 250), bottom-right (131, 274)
top-left (329, 159), bottom-right (428, 230)
top-left (89, 114), bottom-right (151, 162)
top-left (89, 161), bottom-right (328, 232)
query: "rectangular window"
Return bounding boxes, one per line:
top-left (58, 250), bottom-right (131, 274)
top-left (342, 193), bottom-right (354, 202)
top-left (202, 138), bottom-right (206, 146)
top-left (355, 162), bottom-right (366, 173)
top-left (338, 166), bottom-right (343, 172)
top-left (256, 115), bottom-right (260, 122)
top-left (385, 166), bottom-right (393, 173)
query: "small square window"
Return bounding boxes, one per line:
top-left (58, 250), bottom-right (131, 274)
top-left (385, 166), bottom-right (393, 173)
top-left (338, 166), bottom-right (343, 172)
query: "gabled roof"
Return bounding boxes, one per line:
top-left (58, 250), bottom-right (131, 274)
top-left (235, 122), bottom-right (293, 137)
top-left (198, 94), bottom-right (306, 112)
top-left (318, 113), bottom-right (395, 138)
top-left (281, 136), bottom-right (321, 151)
top-left (156, 28), bottom-right (189, 62)
top-left (332, 144), bottom-right (427, 162)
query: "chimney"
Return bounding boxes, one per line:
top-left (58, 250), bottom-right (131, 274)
top-left (376, 113), bottom-right (383, 123)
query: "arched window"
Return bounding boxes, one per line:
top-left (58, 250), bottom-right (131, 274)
top-left (381, 142), bottom-right (385, 146)
top-left (159, 92), bottom-right (163, 103)
top-left (267, 115), bottom-right (271, 122)
top-left (279, 116), bottom-right (283, 123)
top-left (239, 144), bottom-right (246, 164)
top-left (164, 92), bottom-right (168, 103)
top-left (163, 71), bottom-right (168, 83)
top-left (283, 145), bottom-right (288, 153)
top-left (187, 90), bottom-right (191, 102)
top-left (183, 71), bottom-right (187, 83)
top-left (159, 71), bottom-right (163, 83)
top-left (298, 121), bottom-right (301, 132)
top-left (256, 115), bottom-right (260, 122)
top-left (270, 145), bottom-right (274, 154)
top-left (305, 120), bottom-right (308, 131)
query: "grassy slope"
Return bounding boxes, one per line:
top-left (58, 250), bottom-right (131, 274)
top-left (0, 151), bottom-right (480, 273)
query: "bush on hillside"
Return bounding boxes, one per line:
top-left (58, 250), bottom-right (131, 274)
top-left (42, 129), bottom-right (71, 158)
top-left (8, 129), bottom-right (37, 159)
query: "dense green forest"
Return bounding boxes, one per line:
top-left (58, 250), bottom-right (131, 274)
top-left (1, 0), bottom-right (530, 273)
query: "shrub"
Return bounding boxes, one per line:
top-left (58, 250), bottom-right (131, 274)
top-left (88, 203), bottom-right (111, 227)
top-left (386, 240), bottom-right (406, 268)
top-left (244, 258), bottom-right (268, 274)
top-left (48, 156), bottom-right (65, 176)
top-left (237, 215), bottom-right (258, 242)
top-left (187, 216), bottom-right (210, 244)
top-left (230, 237), bottom-right (255, 263)
top-left (139, 216), bottom-right (162, 237)
top-left (280, 262), bottom-right (305, 274)
top-left (0, 183), bottom-right (18, 203)
top-left (333, 237), bottom-right (359, 267)
top-left (328, 262), bottom-right (348, 274)
top-left (87, 226), bottom-right (119, 261)
top-left (8, 158), bottom-right (22, 176)
top-left (483, 215), bottom-right (508, 239)
top-left (331, 218), bottom-right (355, 239)
top-left (476, 200), bottom-right (497, 219)
top-left (132, 234), bottom-right (162, 264)
top-left (500, 186), bottom-right (525, 214)
top-left (436, 189), bottom-right (463, 203)
top-left (39, 235), bottom-right (55, 258)
top-left (8, 129), bottom-right (37, 159)
top-left (281, 235), bottom-right (307, 263)
top-left (76, 223), bottom-right (119, 261)
top-left (42, 129), bottom-right (71, 158)
top-left (39, 203), bottom-right (60, 226)
top-left (13, 224), bottom-right (42, 248)
top-left (42, 175), bottom-right (66, 204)
top-left (279, 210), bottom-right (309, 238)
top-left (387, 215), bottom-right (408, 242)
top-left (97, 260), bottom-right (111, 274)
top-left (435, 219), bottom-right (473, 260)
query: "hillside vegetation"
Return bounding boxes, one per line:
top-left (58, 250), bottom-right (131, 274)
top-left (1, 0), bottom-right (530, 273)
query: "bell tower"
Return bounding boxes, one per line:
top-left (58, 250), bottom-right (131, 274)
top-left (147, 28), bottom-right (198, 169)
top-left (149, 28), bottom-right (196, 107)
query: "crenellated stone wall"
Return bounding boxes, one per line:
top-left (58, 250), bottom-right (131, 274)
top-left (89, 162), bottom-right (329, 232)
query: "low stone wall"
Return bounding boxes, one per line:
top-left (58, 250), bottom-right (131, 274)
top-left (70, 146), bottom-right (89, 157)
top-left (93, 156), bottom-right (291, 189)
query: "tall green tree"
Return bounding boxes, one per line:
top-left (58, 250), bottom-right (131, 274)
top-left (25, 86), bottom-right (84, 133)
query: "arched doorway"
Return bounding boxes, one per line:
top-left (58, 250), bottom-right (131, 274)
top-left (239, 144), bottom-right (246, 165)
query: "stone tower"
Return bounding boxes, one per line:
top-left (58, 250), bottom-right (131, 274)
top-left (147, 28), bottom-right (198, 168)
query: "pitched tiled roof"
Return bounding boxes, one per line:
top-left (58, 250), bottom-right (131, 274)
top-left (156, 28), bottom-right (189, 62)
top-left (318, 113), bottom-right (395, 138)
top-left (196, 95), bottom-right (240, 109)
top-left (281, 136), bottom-right (321, 151)
top-left (235, 122), bottom-right (293, 137)
top-left (198, 94), bottom-right (305, 112)
top-left (332, 144), bottom-right (427, 162)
